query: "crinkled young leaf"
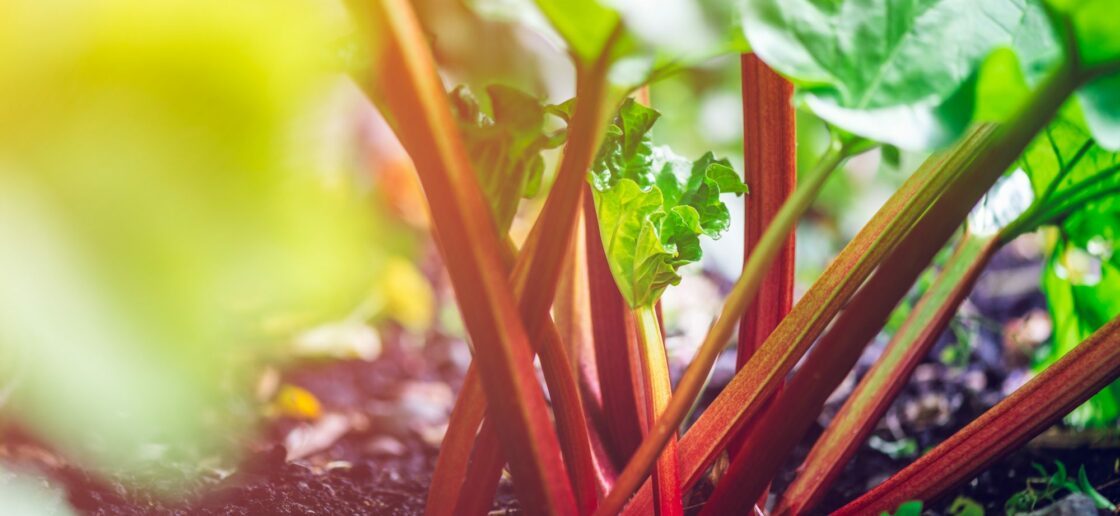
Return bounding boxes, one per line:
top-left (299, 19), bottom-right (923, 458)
top-left (450, 85), bottom-right (565, 233)
top-left (593, 178), bottom-right (678, 307)
top-left (589, 99), bottom-right (745, 308)
top-left (591, 99), bottom-right (660, 191)
top-left (741, 0), bottom-right (1032, 150)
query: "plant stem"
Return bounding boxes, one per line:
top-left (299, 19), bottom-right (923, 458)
top-left (586, 191), bottom-right (649, 468)
top-left (556, 206), bottom-right (601, 408)
top-left (597, 136), bottom-right (853, 516)
top-left (585, 85), bottom-right (657, 471)
top-left (776, 231), bottom-right (999, 515)
top-left (625, 127), bottom-right (967, 516)
top-left (734, 49), bottom-right (796, 452)
top-left (837, 314), bottom-right (1120, 514)
top-left (425, 20), bottom-right (623, 514)
top-left (356, 1), bottom-right (577, 512)
top-left (425, 367), bottom-right (486, 515)
top-left (634, 305), bottom-right (682, 516)
top-left (736, 53), bottom-right (797, 370)
top-left (733, 52), bottom-right (797, 511)
top-left (702, 59), bottom-right (1081, 516)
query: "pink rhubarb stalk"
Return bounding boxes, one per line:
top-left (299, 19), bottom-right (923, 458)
top-left (777, 231), bottom-right (999, 514)
top-left (358, 0), bottom-right (578, 511)
top-left (838, 314), bottom-right (1120, 514)
top-left (702, 63), bottom-right (1080, 515)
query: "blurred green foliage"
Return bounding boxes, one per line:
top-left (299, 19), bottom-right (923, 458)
top-left (0, 0), bottom-right (377, 481)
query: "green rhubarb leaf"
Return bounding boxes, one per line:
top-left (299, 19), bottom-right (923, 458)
top-left (589, 99), bottom-right (746, 308)
top-left (972, 0), bottom-right (1120, 146)
top-left (1040, 230), bottom-right (1120, 427)
top-left (1043, 0), bottom-right (1120, 150)
top-left (974, 2), bottom-right (1064, 123)
top-left (1077, 73), bottom-right (1120, 151)
top-left (741, 0), bottom-right (1033, 150)
top-left (1018, 119), bottom-right (1120, 427)
top-left (590, 98), bottom-right (660, 191)
top-left (476, 0), bottom-right (744, 86)
top-left (1046, 0), bottom-right (1120, 66)
top-left (534, 0), bottom-right (622, 63)
top-left (1017, 117), bottom-right (1120, 224)
top-left (450, 84), bottom-right (565, 234)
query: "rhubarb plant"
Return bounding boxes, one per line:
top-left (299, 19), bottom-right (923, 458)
top-left (350, 0), bottom-right (1120, 513)
top-left (587, 98), bottom-right (745, 514)
top-left (589, 99), bottom-right (747, 308)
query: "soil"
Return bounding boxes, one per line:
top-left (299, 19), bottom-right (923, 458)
top-left (2, 244), bottom-right (1118, 515)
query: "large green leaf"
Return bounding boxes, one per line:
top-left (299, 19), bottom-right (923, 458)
top-left (1047, 0), bottom-right (1120, 66)
top-left (1077, 73), bottom-right (1120, 151)
top-left (1018, 118), bottom-right (1120, 224)
top-left (450, 85), bottom-right (565, 234)
top-left (1016, 119), bottom-right (1120, 426)
top-left (472, 0), bottom-right (744, 86)
top-left (741, 0), bottom-right (1032, 150)
top-left (1043, 0), bottom-right (1120, 150)
top-left (1041, 229), bottom-right (1120, 427)
top-left (534, 0), bottom-right (622, 63)
top-left (974, 2), bottom-right (1064, 123)
top-left (589, 99), bottom-right (745, 308)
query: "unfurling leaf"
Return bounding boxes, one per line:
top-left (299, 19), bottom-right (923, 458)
top-left (450, 85), bottom-right (566, 234)
top-left (588, 99), bottom-right (746, 308)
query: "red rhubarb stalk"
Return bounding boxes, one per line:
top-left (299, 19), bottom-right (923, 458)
top-left (634, 305), bottom-right (683, 516)
top-left (624, 136), bottom-right (956, 516)
top-left (425, 367), bottom-right (486, 515)
top-left (426, 20), bottom-right (625, 514)
top-left (556, 207), bottom-right (603, 412)
top-left (737, 54), bottom-right (796, 369)
top-left (586, 87), bottom-right (656, 470)
top-left (837, 314), bottom-right (1120, 514)
top-left (598, 136), bottom-right (855, 516)
top-left (586, 189), bottom-right (649, 468)
top-left (733, 52), bottom-right (797, 510)
top-left (701, 63), bottom-right (1080, 515)
top-left (556, 208), bottom-right (617, 493)
top-left (777, 231), bottom-right (999, 515)
top-left (357, 0), bottom-right (577, 511)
